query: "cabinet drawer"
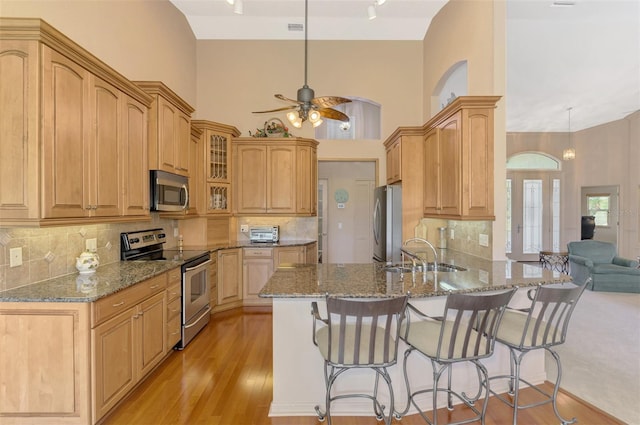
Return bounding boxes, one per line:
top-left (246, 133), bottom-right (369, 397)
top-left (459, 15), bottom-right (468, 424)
top-left (244, 248), bottom-right (273, 258)
top-left (92, 274), bottom-right (167, 327)
top-left (167, 267), bottom-right (181, 286)
top-left (167, 281), bottom-right (181, 302)
top-left (167, 297), bottom-right (181, 320)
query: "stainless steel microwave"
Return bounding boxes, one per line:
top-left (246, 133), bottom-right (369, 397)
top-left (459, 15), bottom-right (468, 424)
top-left (150, 170), bottom-right (189, 212)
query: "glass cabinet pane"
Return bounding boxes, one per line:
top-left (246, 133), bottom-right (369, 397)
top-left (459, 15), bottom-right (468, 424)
top-left (208, 184), bottom-right (229, 213)
top-left (209, 134), bottom-right (228, 181)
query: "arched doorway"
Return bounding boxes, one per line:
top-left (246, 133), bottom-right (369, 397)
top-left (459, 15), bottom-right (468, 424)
top-left (506, 152), bottom-right (562, 261)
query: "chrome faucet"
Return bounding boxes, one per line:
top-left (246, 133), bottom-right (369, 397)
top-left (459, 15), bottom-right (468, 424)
top-left (401, 237), bottom-right (439, 283)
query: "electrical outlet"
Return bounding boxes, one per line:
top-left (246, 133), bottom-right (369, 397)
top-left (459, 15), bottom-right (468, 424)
top-left (240, 224), bottom-right (249, 233)
top-left (450, 229), bottom-right (455, 240)
top-left (174, 227), bottom-right (179, 237)
top-left (10, 247), bottom-right (22, 267)
top-left (479, 234), bottom-right (489, 247)
top-left (86, 238), bottom-right (97, 252)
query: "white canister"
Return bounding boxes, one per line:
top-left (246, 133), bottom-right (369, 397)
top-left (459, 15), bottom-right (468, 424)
top-left (438, 227), bottom-right (447, 249)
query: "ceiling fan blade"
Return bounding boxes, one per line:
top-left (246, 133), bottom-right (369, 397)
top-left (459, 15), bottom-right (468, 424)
top-left (275, 94), bottom-right (302, 104)
top-left (318, 108), bottom-right (350, 122)
top-left (252, 106), bottom-right (297, 114)
top-left (312, 96), bottom-right (352, 109)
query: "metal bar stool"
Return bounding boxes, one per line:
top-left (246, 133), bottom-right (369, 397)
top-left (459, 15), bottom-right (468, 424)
top-left (398, 289), bottom-right (517, 425)
top-left (487, 279), bottom-right (588, 425)
top-left (311, 295), bottom-right (408, 425)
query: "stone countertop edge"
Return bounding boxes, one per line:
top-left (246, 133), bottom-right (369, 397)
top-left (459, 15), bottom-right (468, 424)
top-left (259, 250), bottom-right (574, 299)
top-left (0, 240), bottom-right (317, 303)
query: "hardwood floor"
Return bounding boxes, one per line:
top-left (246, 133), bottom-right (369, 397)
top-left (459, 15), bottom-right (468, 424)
top-left (102, 308), bottom-right (624, 425)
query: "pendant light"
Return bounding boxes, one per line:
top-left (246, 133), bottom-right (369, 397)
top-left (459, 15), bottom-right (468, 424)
top-left (562, 107), bottom-right (575, 160)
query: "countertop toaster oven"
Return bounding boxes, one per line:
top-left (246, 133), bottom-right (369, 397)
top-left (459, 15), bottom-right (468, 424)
top-left (249, 226), bottom-right (279, 243)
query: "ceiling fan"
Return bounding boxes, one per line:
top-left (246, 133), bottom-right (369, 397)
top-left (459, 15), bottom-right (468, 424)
top-left (252, 0), bottom-right (351, 128)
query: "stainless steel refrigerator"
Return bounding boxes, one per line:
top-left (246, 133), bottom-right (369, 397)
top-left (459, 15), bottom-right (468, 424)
top-left (373, 185), bottom-right (402, 263)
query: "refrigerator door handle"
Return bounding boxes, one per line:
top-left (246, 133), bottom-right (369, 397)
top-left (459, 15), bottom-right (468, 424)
top-left (373, 197), bottom-right (382, 244)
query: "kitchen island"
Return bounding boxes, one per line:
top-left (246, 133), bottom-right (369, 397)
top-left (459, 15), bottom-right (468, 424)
top-left (259, 250), bottom-right (573, 417)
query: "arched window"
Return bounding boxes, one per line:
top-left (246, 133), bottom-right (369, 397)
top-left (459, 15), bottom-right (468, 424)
top-left (314, 97), bottom-right (381, 140)
top-left (507, 152), bottom-right (560, 170)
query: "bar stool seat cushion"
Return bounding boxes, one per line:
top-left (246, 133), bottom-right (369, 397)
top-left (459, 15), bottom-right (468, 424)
top-left (316, 324), bottom-right (397, 365)
top-left (401, 320), bottom-right (488, 360)
top-left (495, 310), bottom-right (558, 348)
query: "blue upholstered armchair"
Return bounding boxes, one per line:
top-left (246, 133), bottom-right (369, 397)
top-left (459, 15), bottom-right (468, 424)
top-left (567, 240), bottom-right (640, 293)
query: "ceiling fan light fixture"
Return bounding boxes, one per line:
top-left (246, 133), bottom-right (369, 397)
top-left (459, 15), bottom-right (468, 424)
top-left (376, 0), bottom-right (387, 5)
top-left (225, 0), bottom-right (234, 4)
top-left (312, 118), bottom-right (323, 128)
top-left (368, 5), bottom-right (377, 20)
top-left (309, 110), bottom-right (321, 122)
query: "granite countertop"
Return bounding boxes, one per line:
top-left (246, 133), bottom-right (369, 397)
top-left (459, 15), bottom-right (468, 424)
top-left (0, 239), bottom-right (316, 303)
top-left (259, 250), bottom-right (573, 299)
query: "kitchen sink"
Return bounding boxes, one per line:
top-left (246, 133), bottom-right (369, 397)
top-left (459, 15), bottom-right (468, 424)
top-left (382, 263), bottom-right (467, 273)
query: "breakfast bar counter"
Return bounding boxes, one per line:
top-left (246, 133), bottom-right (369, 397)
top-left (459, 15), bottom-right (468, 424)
top-left (259, 251), bottom-right (574, 418)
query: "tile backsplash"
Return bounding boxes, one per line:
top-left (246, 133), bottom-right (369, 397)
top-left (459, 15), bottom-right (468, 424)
top-left (0, 216), bottom-right (180, 291)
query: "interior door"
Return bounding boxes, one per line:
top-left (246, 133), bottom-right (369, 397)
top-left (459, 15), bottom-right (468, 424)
top-left (507, 172), bottom-right (560, 261)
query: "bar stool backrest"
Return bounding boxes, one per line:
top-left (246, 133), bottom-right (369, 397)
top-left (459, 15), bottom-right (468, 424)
top-left (513, 284), bottom-right (586, 349)
top-left (323, 296), bottom-right (408, 367)
top-left (435, 289), bottom-right (515, 362)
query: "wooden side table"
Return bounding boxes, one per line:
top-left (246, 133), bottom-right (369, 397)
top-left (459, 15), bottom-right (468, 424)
top-left (539, 251), bottom-right (569, 273)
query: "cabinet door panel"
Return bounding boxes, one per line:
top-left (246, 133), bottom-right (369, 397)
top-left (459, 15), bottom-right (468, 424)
top-left (91, 77), bottom-right (121, 216)
top-left (236, 146), bottom-right (266, 213)
top-left (0, 40), bottom-right (39, 221)
top-left (42, 47), bottom-right (90, 218)
top-left (139, 292), bottom-right (166, 376)
top-left (218, 249), bottom-right (242, 304)
top-left (466, 112), bottom-right (493, 215)
top-left (439, 113), bottom-right (461, 216)
top-left (243, 258), bottom-right (273, 299)
top-left (268, 146), bottom-right (295, 213)
top-left (158, 97), bottom-right (177, 172)
top-left (122, 95), bottom-right (149, 216)
top-left (92, 310), bottom-right (136, 419)
top-left (423, 128), bottom-right (440, 215)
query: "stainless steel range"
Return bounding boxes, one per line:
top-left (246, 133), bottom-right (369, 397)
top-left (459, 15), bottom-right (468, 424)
top-left (120, 228), bottom-right (211, 349)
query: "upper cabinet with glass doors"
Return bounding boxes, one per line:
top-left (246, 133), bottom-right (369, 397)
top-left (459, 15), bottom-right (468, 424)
top-left (192, 120), bottom-right (240, 215)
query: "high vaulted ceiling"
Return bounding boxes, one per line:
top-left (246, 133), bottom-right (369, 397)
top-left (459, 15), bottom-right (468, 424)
top-left (170, 0), bottom-right (640, 132)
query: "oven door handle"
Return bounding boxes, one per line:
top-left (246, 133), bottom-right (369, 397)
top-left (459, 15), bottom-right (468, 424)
top-left (184, 306), bottom-right (212, 329)
top-left (184, 259), bottom-right (212, 272)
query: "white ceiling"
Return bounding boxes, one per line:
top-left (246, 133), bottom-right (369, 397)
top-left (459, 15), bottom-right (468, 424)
top-left (170, 0), bottom-right (640, 132)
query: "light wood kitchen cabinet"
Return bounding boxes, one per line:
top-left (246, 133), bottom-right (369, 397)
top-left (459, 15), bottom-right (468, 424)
top-left (135, 81), bottom-right (194, 177)
top-left (0, 302), bottom-right (92, 425)
top-left (166, 268), bottom-right (182, 351)
top-left (91, 273), bottom-right (167, 421)
top-left (0, 19), bottom-right (152, 226)
top-left (383, 127), bottom-right (425, 241)
top-left (41, 46), bottom-right (92, 219)
top-left (422, 96), bottom-right (500, 220)
top-left (232, 138), bottom-right (318, 216)
top-left (243, 247), bottom-right (274, 305)
top-left (209, 252), bottom-right (218, 307)
top-left (122, 94), bottom-right (150, 216)
top-left (214, 248), bottom-right (243, 313)
top-left (191, 120), bottom-right (241, 216)
top-left (274, 245), bottom-right (305, 266)
top-left (385, 140), bottom-right (402, 184)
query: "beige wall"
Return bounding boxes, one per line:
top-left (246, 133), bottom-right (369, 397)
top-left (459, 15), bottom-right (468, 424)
top-left (422, 0), bottom-right (507, 260)
top-left (195, 39), bottom-right (424, 186)
top-left (0, 0), bottom-right (198, 105)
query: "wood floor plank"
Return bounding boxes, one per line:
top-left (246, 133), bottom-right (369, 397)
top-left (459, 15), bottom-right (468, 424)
top-left (101, 308), bottom-right (624, 425)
